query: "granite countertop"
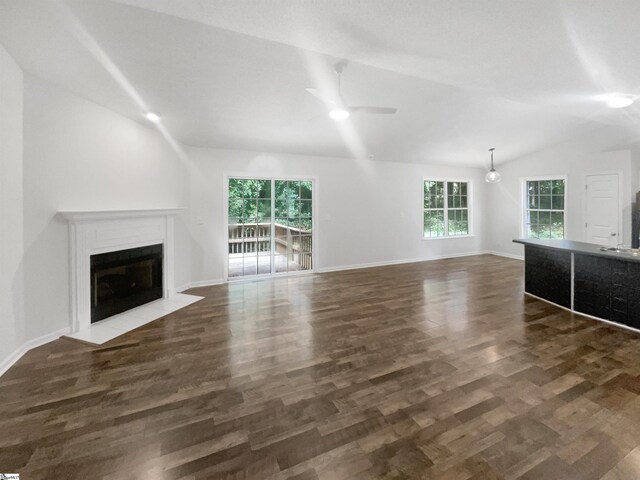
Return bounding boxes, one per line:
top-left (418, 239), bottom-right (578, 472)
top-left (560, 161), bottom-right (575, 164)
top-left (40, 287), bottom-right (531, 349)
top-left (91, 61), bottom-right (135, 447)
top-left (513, 238), bottom-right (640, 263)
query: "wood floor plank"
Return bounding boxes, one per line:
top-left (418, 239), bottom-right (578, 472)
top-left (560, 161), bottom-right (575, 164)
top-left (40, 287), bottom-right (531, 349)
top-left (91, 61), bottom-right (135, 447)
top-left (4, 254), bottom-right (640, 478)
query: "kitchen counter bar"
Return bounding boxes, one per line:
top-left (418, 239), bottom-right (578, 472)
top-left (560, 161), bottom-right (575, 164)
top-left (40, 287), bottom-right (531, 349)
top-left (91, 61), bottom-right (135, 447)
top-left (513, 238), bottom-right (640, 331)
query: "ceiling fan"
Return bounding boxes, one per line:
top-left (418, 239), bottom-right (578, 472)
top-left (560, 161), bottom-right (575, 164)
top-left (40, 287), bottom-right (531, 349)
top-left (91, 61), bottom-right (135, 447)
top-left (305, 61), bottom-right (398, 120)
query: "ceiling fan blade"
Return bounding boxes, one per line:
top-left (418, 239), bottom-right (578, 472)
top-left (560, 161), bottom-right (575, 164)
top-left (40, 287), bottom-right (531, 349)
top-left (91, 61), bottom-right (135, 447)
top-left (305, 87), bottom-right (338, 106)
top-left (349, 106), bottom-right (397, 114)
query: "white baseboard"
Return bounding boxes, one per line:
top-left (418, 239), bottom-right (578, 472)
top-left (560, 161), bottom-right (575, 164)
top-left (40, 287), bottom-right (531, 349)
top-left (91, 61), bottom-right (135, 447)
top-left (0, 326), bottom-right (71, 378)
top-left (317, 250), bottom-right (491, 274)
top-left (177, 251), bottom-right (497, 286)
top-left (489, 251), bottom-right (524, 261)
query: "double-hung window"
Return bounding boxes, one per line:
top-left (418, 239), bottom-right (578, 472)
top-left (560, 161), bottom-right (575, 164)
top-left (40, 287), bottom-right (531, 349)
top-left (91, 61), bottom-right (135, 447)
top-left (423, 180), bottom-right (470, 238)
top-left (524, 178), bottom-right (566, 239)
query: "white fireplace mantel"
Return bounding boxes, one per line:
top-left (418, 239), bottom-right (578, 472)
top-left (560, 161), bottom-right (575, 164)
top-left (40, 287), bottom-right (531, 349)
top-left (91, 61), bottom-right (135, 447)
top-left (59, 208), bottom-right (185, 333)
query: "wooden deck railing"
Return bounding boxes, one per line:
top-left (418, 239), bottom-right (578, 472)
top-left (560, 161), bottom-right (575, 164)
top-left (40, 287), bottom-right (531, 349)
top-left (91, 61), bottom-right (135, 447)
top-left (228, 222), bottom-right (312, 269)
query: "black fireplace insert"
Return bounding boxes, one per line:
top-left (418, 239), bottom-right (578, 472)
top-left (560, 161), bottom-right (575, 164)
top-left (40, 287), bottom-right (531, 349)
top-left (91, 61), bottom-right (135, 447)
top-left (90, 244), bottom-right (163, 323)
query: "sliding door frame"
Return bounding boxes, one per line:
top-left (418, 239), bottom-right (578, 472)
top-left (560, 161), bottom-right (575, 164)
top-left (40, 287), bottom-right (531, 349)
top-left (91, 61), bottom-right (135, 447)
top-left (223, 173), bottom-right (319, 281)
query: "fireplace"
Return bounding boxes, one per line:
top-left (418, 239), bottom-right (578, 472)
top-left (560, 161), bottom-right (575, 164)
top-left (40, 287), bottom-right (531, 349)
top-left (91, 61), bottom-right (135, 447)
top-left (60, 208), bottom-right (183, 333)
top-left (90, 244), bottom-right (163, 323)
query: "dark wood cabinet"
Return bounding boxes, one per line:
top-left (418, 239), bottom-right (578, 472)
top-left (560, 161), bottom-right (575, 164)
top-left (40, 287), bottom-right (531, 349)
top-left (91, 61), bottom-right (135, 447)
top-left (524, 245), bottom-right (572, 309)
top-left (570, 253), bottom-right (640, 329)
top-left (516, 239), bottom-right (640, 331)
top-left (573, 253), bottom-right (613, 320)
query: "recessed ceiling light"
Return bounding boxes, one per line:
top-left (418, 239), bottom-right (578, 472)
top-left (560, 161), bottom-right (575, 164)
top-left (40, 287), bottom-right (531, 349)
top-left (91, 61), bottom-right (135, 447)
top-left (606, 94), bottom-right (636, 109)
top-left (329, 108), bottom-right (350, 120)
top-left (145, 112), bottom-right (160, 122)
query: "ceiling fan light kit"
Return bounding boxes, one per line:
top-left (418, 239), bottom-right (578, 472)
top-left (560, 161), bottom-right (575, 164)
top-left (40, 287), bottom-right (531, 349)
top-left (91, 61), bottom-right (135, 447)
top-left (306, 61), bottom-right (397, 120)
top-left (606, 93), bottom-right (636, 108)
top-left (329, 108), bottom-right (350, 120)
top-left (145, 112), bottom-right (160, 122)
top-left (485, 147), bottom-right (502, 183)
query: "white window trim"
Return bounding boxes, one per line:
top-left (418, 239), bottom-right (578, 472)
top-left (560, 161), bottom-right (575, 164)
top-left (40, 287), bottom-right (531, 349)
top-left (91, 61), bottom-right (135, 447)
top-left (422, 178), bottom-right (473, 239)
top-left (520, 174), bottom-right (569, 239)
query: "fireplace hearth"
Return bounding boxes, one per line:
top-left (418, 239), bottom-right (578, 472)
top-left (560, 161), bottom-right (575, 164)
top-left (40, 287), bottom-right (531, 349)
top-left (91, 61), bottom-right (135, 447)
top-left (90, 244), bottom-right (163, 323)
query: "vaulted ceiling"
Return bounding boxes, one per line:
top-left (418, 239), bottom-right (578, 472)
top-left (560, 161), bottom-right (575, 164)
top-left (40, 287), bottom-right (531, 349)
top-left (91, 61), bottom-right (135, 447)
top-left (2, 0), bottom-right (640, 167)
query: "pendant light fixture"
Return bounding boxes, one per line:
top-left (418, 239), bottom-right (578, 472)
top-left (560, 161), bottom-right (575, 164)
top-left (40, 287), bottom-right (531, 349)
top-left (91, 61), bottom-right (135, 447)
top-left (485, 147), bottom-right (501, 183)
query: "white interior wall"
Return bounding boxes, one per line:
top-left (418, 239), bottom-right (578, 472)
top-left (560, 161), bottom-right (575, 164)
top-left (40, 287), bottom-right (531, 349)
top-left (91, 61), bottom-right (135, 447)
top-left (488, 128), bottom-right (634, 258)
top-left (187, 146), bottom-right (489, 285)
top-left (0, 45), bottom-right (25, 373)
top-left (22, 75), bottom-right (191, 342)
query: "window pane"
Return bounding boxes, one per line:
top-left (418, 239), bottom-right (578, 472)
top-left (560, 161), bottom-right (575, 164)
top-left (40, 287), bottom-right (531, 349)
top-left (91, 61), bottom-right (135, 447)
top-left (288, 181), bottom-right (301, 198)
top-left (539, 195), bottom-right (551, 209)
top-left (530, 225), bottom-right (540, 238)
top-left (229, 178), bottom-right (243, 193)
top-left (274, 217), bottom-right (288, 229)
top-left (299, 235), bottom-right (313, 253)
top-left (257, 199), bottom-right (271, 221)
top-left (538, 227), bottom-right (552, 239)
top-left (552, 195), bottom-right (564, 210)
top-left (296, 219), bottom-right (309, 233)
top-left (257, 180), bottom-right (271, 199)
top-left (538, 211), bottom-right (551, 225)
top-left (300, 181), bottom-right (312, 199)
top-left (274, 255), bottom-right (286, 273)
top-left (540, 181), bottom-right (552, 194)
top-left (551, 225), bottom-right (564, 239)
top-left (448, 209), bottom-right (469, 236)
top-left (289, 233), bottom-right (301, 254)
top-left (275, 180), bottom-right (288, 200)
top-left (550, 211), bottom-right (564, 224)
top-left (243, 257), bottom-right (257, 276)
top-left (284, 200), bottom-right (297, 217)
top-left (527, 181), bottom-right (539, 195)
top-left (275, 199), bottom-right (287, 217)
top-left (298, 253), bottom-right (312, 271)
top-left (257, 252), bottom-right (271, 274)
top-left (228, 197), bottom-right (244, 219)
top-left (239, 198), bottom-right (256, 220)
top-left (256, 224), bottom-right (270, 240)
top-left (528, 195), bottom-right (538, 209)
top-left (424, 210), bottom-right (445, 237)
top-left (425, 181), bottom-right (445, 209)
top-left (299, 200), bottom-right (312, 218)
top-left (552, 180), bottom-right (565, 195)
top-left (229, 178), bottom-right (258, 198)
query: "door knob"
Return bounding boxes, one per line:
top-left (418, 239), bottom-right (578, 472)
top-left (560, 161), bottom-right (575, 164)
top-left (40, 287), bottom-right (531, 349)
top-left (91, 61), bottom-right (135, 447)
top-left (611, 233), bottom-right (617, 236)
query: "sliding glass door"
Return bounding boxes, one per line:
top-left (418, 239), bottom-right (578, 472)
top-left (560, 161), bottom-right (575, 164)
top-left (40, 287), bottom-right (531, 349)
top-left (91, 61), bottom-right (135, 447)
top-left (228, 178), bottom-right (313, 279)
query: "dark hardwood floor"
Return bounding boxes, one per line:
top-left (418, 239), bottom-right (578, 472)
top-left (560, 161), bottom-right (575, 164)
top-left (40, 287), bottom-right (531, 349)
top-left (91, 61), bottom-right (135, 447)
top-left (3, 254), bottom-right (640, 479)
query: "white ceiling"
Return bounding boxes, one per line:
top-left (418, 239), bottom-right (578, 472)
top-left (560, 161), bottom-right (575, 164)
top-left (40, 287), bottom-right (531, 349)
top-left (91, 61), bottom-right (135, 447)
top-left (2, 0), bottom-right (640, 167)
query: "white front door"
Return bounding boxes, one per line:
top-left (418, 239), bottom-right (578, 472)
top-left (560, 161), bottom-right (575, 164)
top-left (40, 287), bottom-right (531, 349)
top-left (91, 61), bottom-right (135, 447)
top-left (585, 174), bottom-right (620, 246)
